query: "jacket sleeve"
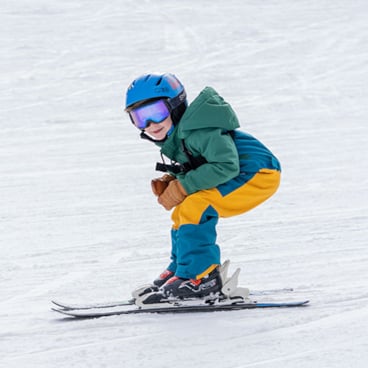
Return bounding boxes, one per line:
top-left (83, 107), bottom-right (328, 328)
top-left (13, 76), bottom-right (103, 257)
top-left (177, 128), bottom-right (240, 194)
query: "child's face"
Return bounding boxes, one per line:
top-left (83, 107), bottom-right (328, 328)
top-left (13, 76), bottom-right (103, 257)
top-left (144, 116), bottom-right (173, 141)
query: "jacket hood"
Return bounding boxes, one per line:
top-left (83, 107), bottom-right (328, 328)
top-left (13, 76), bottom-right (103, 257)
top-left (178, 87), bottom-right (240, 138)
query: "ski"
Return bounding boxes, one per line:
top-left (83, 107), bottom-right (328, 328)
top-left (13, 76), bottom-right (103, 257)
top-left (51, 288), bottom-right (294, 311)
top-left (52, 299), bottom-right (309, 319)
top-left (51, 298), bottom-right (135, 310)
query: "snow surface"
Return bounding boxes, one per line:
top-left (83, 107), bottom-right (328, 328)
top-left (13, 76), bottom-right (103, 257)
top-left (1, 0), bottom-right (368, 367)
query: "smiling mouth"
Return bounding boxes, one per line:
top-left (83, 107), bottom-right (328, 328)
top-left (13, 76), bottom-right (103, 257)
top-left (152, 127), bottom-right (164, 134)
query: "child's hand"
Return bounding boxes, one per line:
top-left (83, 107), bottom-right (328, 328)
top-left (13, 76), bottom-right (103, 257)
top-left (158, 180), bottom-right (187, 210)
top-left (151, 174), bottom-right (175, 196)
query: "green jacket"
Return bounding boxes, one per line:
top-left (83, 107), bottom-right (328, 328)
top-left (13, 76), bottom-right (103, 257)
top-left (158, 87), bottom-right (241, 194)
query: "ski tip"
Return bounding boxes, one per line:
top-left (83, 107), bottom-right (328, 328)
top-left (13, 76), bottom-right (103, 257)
top-left (51, 307), bottom-right (73, 316)
top-left (51, 300), bottom-right (68, 309)
top-left (52, 307), bottom-right (92, 319)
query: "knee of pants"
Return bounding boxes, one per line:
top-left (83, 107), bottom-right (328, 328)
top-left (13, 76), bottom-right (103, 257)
top-left (171, 187), bottom-right (225, 229)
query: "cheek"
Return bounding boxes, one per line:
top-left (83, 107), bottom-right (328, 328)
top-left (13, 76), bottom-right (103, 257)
top-left (164, 120), bottom-right (173, 131)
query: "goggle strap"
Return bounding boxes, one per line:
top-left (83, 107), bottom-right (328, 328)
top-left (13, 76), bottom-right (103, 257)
top-left (167, 90), bottom-right (187, 110)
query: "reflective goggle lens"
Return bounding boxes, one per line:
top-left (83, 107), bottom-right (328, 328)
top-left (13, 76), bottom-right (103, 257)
top-left (129, 100), bottom-right (170, 129)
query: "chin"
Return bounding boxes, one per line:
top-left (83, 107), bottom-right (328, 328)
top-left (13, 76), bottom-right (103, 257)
top-left (151, 131), bottom-right (166, 140)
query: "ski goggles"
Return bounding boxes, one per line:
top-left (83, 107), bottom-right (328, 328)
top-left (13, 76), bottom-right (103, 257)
top-left (129, 99), bottom-right (171, 130)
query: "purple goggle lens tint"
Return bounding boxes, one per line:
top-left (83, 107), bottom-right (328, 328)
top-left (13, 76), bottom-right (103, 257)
top-left (129, 100), bottom-right (170, 130)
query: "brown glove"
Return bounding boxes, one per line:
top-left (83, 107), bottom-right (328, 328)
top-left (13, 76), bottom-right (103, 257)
top-left (158, 179), bottom-right (188, 210)
top-left (151, 174), bottom-right (175, 197)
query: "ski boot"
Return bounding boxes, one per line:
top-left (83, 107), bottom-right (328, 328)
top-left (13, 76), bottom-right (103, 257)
top-left (140, 267), bottom-right (223, 305)
top-left (131, 269), bottom-right (174, 299)
top-left (134, 260), bottom-right (250, 307)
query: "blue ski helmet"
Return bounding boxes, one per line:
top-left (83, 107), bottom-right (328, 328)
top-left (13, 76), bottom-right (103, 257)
top-left (125, 73), bottom-right (187, 111)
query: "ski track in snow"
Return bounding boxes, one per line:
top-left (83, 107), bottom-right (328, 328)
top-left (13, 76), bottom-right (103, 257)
top-left (1, 0), bottom-right (368, 367)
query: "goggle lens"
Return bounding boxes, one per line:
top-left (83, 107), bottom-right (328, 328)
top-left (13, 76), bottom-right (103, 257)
top-left (129, 100), bottom-right (170, 129)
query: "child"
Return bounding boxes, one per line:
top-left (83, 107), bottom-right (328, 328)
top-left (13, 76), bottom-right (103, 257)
top-left (125, 73), bottom-right (281, 304)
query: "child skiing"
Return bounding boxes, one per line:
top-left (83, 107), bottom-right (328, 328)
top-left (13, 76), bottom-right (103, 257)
top-left (125, 73), bottom-right (281, 304)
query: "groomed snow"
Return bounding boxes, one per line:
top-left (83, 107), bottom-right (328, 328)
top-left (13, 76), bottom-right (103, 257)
top-left (1, 1), bottom-right (367, 367)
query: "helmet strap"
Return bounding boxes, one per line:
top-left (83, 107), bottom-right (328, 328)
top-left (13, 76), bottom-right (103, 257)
top-left (140, 131), bottom-right (168, 143)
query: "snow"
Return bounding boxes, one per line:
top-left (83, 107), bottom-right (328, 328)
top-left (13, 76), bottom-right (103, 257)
top-left (1, 0), bottom-right (368, 367)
